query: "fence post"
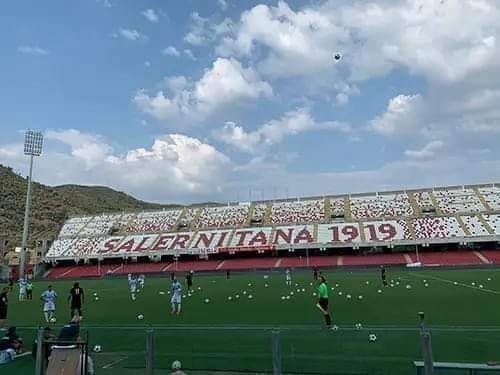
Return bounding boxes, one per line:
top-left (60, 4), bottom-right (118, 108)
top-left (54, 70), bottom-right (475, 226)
top-left (145, 327), bottom-right (155, 375)
top-left (419, 312), bottom-right (434, 375)
top-left (34, 327), bottom-right (44, 375)
top-left (271, 329), bottom-right (282, 375)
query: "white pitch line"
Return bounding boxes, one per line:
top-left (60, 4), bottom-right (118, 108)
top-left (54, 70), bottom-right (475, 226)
top-left (102, 356), bottom-right (127, 369)
top-left (411, 273), bottom-right (500, 295)
top-left (274, 259), bottom-right (282, 268)
top-left (216, 261), bottom-right (225, 270)
top-left (473, 251), bottom-right (491, 264)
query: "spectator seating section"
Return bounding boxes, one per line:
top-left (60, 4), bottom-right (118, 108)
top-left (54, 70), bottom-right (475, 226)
top-left (330, 198), bottom-right (345, 218)
top-left (79, 214), bottom-right (122, 237)
top-left (269, 199), bottom-right (324, 225)
top-left (483, 214), bottom-right (500, 235)
top-left (413, 217), bottom-right (465, 239)
top-left (479, 186), bottom-right (500, 210)
top-left (58, 217), bottom-right (92, 238)
top-left (124, 210), bottom-right (182, 233)
top-left (433, 188), bottom-right (485, 214)
top-left (462, 215), bottom-right (491, 236)
top-left (350, 193), bottom-right (413, 219)
top-left (196, 205), bottom-right (249, 229)
top-left (413, 191), bottom-right (436, 212)
top-left (252, 203), bottom-right (267, 222)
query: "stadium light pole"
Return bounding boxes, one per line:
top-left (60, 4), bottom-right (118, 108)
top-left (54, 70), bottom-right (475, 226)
top-left (19, 130), bottom-right (44, 279)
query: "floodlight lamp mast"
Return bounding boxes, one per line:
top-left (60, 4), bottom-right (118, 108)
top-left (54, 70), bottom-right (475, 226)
top-left (19, 130), bottom-right (44, 279)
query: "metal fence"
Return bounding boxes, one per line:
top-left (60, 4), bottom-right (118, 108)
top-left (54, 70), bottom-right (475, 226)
top-left (14, 317), bottom-right (500, 374)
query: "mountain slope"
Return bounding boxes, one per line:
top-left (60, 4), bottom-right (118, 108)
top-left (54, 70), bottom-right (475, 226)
top-left (0, 164), bottom-right (178, 249)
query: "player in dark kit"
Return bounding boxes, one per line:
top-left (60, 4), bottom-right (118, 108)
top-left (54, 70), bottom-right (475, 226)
top-left (185, 271), bottom-right (193, 292)
top-left (68, 282), bottom-right (85, 319)
top-left (380, 266), bottom-right (388, 287)
top-left (313, 267), bottom-right (319, 281)
top-left (0, 287), bottom-right (8, 328)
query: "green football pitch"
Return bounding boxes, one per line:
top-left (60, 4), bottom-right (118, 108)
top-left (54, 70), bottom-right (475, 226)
top-left (3, 267), bottom-right (500, 374)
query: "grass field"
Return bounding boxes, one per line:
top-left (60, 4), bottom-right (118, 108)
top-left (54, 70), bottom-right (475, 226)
top-left (3, 267), bottom-right (500, 374)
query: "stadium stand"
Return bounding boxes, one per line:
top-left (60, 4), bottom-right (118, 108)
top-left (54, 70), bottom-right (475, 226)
top-left (41, 183), bottom-right (500, 277)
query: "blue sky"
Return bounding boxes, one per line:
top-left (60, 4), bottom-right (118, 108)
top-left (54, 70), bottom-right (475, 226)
top-left (1, 0), bottom-right (500, 203)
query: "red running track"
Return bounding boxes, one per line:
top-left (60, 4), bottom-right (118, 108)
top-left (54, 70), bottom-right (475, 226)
top-left (45, 250), bottom-right (500, 279)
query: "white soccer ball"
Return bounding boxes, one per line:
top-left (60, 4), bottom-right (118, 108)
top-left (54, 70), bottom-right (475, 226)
top-left (454, 282), bottom-right (458, 286)
top-left (377, 289), bottom-right (382, 294)
top-left (471, 282), bottom-right (476, 286)
top-left (369, 334), bottom-right (377, 342)
top-left (281, 296), bottom-right (286, 300)
top-left (227, 296), bottom-right (232, 301)
top-left (310, 282), bottom-right (313, 286)
top-left (296, 288), bottom-right (300, 293)
top-left (331, 325), bottom-right (339, 331)
top-left (50, 317), bottom-right (57, 323)
top-left (95, 297), bottom-right (99, 301)
top-left (204, 298), bottom-right (210, 304)
top-left (487, 277), bottom-right (492, 281)
top-left (235, 294), bottom-right (240, 299)
top-left (423, 280), bottom-right (427, 283)
top-left (365, 281), bottom-right (370, 285)
top-left (479, 284), bottom-right (484, 289)
top-left (301, 288), bottom-right (305, 292)
top-left (335, 284), bottom-right (339, 287)
top-left (312, 292), bottom-right (317, 297)
top-left (346, 294), bottom-right (352, 300)
top-left (248, 294), bottom-right (253, 299)
top-left (182, 295), bottom-right (186, 299)
top-left (265, 284), bottom-right (269, 288)
top-left (424, 284), bottom-right (429, 288)
top-left (243, 291), bottom-right (247, 295)
top-left (338, 291), bottom-right (343, 296)
top-left (396, 281), bottom-right (400, 286)
top-left (93, 345), bottom-right (102, 353)
top-left (248, 283), bottom-right (252, 287)
top-left (358, 295), bottom-right (363, 300)
top-left (93, 292), bottom-right (98, 297)
top-left (137, 314), bottom-right (144, 320)
top-left (197, 286), bottom-right (201, 291)
top-left (290, 291), bottom-right (294, 296)
top-left (286, 295), bottom-right (290, 300)
top-left (159, 291), bottom-right (165, 295)
top-left (406, 285), bottom-right (412, 290)
top-left (263, 275), bottom-right (269, 279)
top-left (355, 323), bottom-right (363, 330)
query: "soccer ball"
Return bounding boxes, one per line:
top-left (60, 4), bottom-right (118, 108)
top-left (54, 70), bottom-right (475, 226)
top-left (290, 291), bottom-right (294, 296)
top-left (346, 294), bottom-right (352, 300)
top-left (338, 292), bottom-right (343, 296)
top-left (171, 360), bottom-right (182, 370)
top-left (159, 291), bottom-right (165, 295)
top-left (93, 345), bottom-right (102, 353)
top-left (424, 284), bottom-right (429, 288)
top-left (301, 288), bottom-right (305, 292)
top-left (355, 323), bottom-right (363, 330)
top-left (137, 314), bottom-right (144, 320)
top-left (487, 277), bottom-right (492, 281)
top-left (263, 275), bottom-right (269, 279)
top-left (406, 285), bottom-right (412, 290)
top-left (377, 289), bottom-right (382, 294)
top-left (235, 294), bottom-right (240, 299)
top-left (310, 282), bottom-right (313, 286)
top-left (248, 294), bottom-right (253, 299)
top-left (243, 291), bottom-right (247, 295)
top-left (50, 317), bottom-right (57, 323)
top-left (365, 281), bottom-right (370, 285)
top-left (286, 295), bottom-right (290, 300)
top-left (331, 325), bottom-right (339, 331)
top-left (454, 282), bottom-right (458, 285)
top-left (197, 286), bottom-right (202, 291)
top-left (228, 296), bottom-right (232, 301)
top-left (479, 284), bottom-right (484, 289)
top-left (296, 288), bottom-right (300, 293)
top-left (95, 297), bottom-right (99, 301)
top-left (204, 298), bottom-right (210, 304)
top-left (358, 295), bottom-right (363, 300)
top-left (369, 334), bottom-right (377, 342)
top-left (335, 284), bottom-right (339, 287)
top-left (281, 296), bottom-right (286, 300)
top-left (312, 292), bottom-right (317, 297)
top-left (93, 292), bottom-right (98, 297)
top-left (248, 283), bottom-right (252, 287)
top-left (423, 280), bottom-right (427, 283)
top-left (265, 284), bottom-right (269, 288)
top-left (182, 295), bottom-right (186, 299)
top-left (472, 282), bottom-right (476, 286)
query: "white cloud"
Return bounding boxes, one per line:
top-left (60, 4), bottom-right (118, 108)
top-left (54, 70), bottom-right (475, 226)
top-left (162, 46), bottom-right (180, 57)
top-left (96, 0), bottom-right (112, 8)
top-left (184, 12), bottom-right (209, 46)
top-left (183, 49), bottom-right (196, 60)
top-left (0, 131), bottom-right (230, 202)
top-left (217, 0), bottom-right (228, 11)
top-left (405, 140), bottom-right (445, 160)
top-left (17, 46), bottom-right (49, 56)
top-left (134, 58), bottom-right (272, 121)
top-left (116, 29), bottom-right (145, 41)
top-left (217, 108), bottom-right (350, 154)
top-left (142, 9), bottom-right (159, 23)
top-left (369, 94), bottom-right (423, 135)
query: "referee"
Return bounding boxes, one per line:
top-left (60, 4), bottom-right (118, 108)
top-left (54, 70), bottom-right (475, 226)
top-left (317, 276), bottom-right (332, 328)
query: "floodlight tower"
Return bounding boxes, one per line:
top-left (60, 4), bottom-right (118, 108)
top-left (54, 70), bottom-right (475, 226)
top-left (19, 130), bottom-right (43, 279)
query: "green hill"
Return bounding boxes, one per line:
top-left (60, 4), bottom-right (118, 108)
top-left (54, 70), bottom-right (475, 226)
top-left (0, 164), bottom-right (179, 249)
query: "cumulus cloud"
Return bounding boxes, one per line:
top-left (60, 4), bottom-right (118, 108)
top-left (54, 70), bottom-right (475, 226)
top-left (0, 130), bottom-right (230, 202)
top-left (217, 108), bottom-right (350, 154)
top-left (369, 94), bottom-right (423, 135)
top-left (142, 9), bottom-right (159, 23)
top-left (162, 46), bottom-right (180, 57)
top-left (184, 12), bottom-right (209, 46)
top-left (134, 57), bottom-right (272, 121)
top-left (405, 140), bottom-right (445, 160)
top-left (17, 46), bottom-right (49, 55)
top-left (116, 28), bottom-right (145, 41)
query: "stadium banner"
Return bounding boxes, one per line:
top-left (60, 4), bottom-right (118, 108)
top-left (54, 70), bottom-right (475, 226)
top-left (218, 245), bottom-right (275, 254)
top-left (317, 223), bottom-right (363, 243)
top-left (361, 220), bottom-right (410, 242)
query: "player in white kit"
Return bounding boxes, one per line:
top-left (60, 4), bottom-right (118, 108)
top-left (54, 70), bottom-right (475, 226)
top-left (171, 278), bottom-right (182, 315)
top-left (128, 274), bottom-right (138, 301)
top-left (18, 277), bottom-right (27, 301)
top-left (41, 285), bottom-right (58, 323)
top-left (138, 274), bottom-right (145, 292)
top-left (285, 268), bottom-right (292, 286)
